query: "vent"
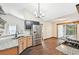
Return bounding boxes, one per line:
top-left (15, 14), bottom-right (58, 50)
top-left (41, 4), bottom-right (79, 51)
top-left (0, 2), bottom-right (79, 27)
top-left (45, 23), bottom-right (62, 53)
top-left (0, 5), bottom-right (6, 15)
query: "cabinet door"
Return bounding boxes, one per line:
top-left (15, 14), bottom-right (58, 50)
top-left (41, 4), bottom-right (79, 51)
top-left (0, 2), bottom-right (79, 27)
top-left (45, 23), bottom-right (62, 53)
top-left (18, 39), bottom-right (22, 54)
top-left (23, 37), bottom-right (28, 50)
top-left (18, 38), bottom-right (23, 54)
top-left (18, 37), bottom-right (32, 54)
top-left (27, 37), bottom-right (32, 47)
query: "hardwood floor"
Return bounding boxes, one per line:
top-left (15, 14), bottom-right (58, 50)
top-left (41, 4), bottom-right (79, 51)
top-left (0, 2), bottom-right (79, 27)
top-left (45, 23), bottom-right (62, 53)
top-left (21, 38), bottom-right (64, 55)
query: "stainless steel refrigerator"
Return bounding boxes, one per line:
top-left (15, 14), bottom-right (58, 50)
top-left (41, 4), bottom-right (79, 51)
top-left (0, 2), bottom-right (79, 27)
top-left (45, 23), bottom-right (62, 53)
top-left (31, 24), bottom-right (42, 46)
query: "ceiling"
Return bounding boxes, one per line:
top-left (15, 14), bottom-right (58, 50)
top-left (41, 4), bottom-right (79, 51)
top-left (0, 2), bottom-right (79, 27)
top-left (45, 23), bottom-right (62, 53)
top-left (0, 3), bottom-right (78, 21)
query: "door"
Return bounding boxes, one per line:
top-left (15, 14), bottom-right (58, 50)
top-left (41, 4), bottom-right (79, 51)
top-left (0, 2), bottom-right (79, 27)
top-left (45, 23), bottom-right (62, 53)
top-left (65, 24), bottom-right (77, 40)
top-left (57, 25), bottom-right (64, 38)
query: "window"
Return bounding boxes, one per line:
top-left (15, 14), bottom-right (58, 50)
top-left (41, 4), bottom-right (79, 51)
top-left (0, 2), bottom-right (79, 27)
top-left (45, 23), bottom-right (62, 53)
top-left (8, 25), bottom-right (17, 34)
top-left (57, 24), bottom-right (77, 40)
top-left (66, 24), bottom-right (77, 39)
top-left (66, 24), bottom-right (76, 35)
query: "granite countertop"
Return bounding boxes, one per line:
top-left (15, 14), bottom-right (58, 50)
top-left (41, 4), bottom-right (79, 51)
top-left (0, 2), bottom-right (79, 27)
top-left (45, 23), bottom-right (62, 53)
top-left (56, 44), bottom-right (79, 55)
top-left (0, 38), bottom-right (18, 50)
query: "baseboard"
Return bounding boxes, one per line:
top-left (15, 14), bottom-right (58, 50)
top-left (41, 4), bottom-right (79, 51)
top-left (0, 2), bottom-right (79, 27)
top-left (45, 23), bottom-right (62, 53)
top-left (44, 37), bottom-right (57, 40)
top-left (52, 37), bottom-right (58, 39)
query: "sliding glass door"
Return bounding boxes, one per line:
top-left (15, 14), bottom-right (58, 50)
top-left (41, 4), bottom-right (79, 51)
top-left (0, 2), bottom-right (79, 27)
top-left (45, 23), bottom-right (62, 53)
top-left (57, 24), bottom-right (77, 40)
top-left (65, 24), bottom-right (77, 40)
top-left (57, 25), bottom-right (64, 38)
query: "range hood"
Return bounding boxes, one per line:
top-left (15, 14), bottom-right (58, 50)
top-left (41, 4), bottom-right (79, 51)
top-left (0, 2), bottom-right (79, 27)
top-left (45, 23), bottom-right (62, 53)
top-left (0, 5), bottom-right (6, 15)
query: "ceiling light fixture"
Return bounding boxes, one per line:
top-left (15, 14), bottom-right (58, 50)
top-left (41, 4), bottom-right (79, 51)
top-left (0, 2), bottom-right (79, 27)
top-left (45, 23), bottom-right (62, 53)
top-left (34, 3), bottom-right (45, 18)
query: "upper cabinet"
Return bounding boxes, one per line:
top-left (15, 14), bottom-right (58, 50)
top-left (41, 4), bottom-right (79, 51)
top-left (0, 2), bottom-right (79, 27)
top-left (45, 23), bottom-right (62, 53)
top-left (0, 17), bottom-right (6, 28)
top-left (0, 17), bottom-right (6, 36)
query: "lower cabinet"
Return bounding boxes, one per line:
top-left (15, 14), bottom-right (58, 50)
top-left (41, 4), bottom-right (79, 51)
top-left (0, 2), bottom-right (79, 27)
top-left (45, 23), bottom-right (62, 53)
top-left (23, 37), bottom-right (28, 50)
top-left (27, 37), bottom-right (32, 47)
top-left (18, 36), bottom-right (32, 54)
top-left (0, 36), bottom-right (32, 55)
top-left (18, 37), bottom-right (24, 54)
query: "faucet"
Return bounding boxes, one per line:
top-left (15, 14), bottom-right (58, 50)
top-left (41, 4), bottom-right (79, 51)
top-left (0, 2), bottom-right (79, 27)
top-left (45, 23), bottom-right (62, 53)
top-left (15, 33), bottom-right (17, 38)
top-left (14, 31), bottom-right (19, 39)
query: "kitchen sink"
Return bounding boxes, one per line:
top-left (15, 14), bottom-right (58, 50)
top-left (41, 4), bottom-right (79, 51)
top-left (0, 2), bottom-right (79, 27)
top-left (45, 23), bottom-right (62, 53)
top-left (12, 36), bottom-right (23, 39)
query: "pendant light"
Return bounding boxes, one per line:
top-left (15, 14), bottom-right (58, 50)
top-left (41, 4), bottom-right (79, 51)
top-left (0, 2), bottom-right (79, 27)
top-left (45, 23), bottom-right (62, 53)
top-left (34, 3), bottom-right (45, 18)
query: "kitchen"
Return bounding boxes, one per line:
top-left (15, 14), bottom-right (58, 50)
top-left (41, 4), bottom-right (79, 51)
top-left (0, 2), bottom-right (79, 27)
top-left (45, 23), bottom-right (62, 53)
top-left (0, 3), bottom-right (53, 55)
top-left (0, 13), bottom-right (43, 54)
top-left (0, 3), bottom-right (79, 55)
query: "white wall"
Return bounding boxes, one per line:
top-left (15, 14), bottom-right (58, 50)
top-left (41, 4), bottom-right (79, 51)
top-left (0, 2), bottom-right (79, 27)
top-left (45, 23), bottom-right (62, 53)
top-left (0, 14), bottom-right (25, 36)
top-left (40, 21), bottom-right (53, 39)
top-left (0, 12), bottom-right (53, 39)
